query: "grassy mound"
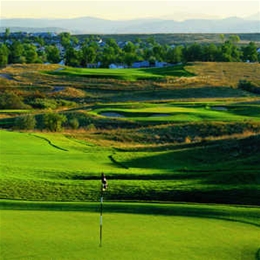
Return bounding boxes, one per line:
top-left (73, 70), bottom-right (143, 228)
top-left (47, 65), bottom-right (194, 81)
top-left (1, 130), bottom-right (259, 204)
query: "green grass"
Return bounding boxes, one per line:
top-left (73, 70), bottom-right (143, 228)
top-left (47, 65), bottom-right (194, 81)
top-left (90, 101), bottom-right (260, 122)
top-left (1, 201), bottom-right (260, 260)
top-left (0, 110), bottom-right (32, 113)
top-left (1, 130), bottom-right (259, 204)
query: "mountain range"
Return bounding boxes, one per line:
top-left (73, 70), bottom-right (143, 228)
top-left (0, 14), bottom-right (259, 34)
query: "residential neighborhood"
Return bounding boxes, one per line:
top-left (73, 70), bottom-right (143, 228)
top-left (0, 30), bottom-right (259, 68)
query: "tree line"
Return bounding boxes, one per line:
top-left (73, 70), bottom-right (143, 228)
top-left (0, 31), bottom-right (259, 68)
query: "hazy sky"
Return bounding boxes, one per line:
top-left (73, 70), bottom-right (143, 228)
top-left (1, 0), bottom-right (259, 20)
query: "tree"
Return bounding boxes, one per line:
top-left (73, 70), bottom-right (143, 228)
top-left (23, 44), bottom-right (39, 63)
top-left (45, 45), bottom-right (61, 63)
top-left (203, 44), bottom-right (219, 62)
top-left (219, 34), bottom-right (225, 43)
top-left (220, 40), bottom-right (241, 62)
top-left (0, 91), bottom-right (28, 109)
top-left (9, 41), bottom-right (25, 64)
top-left (44, 113), bottom-right (67, 132)
top-left (228, 35), bottom-right (240, 44)
top-left (0, 44), bottom-right (9, 67)
top-left (152, 44), bottom-right (165, 61)
top-left (4, 28), bottom-right (11, 40)
top-left (59, 32), bottom-right (71, 48)
top-left (123, 52), bottom-right (137, 67)
top-left (241, 42), bottom-right (258, 62)
top-left (14, 114), bottom-right (36, 130)
top-left (101, 46), bottom-right (117, 67)
top-left (123, 41), bottom-right (136, 53)
top-left (183, 43), bottom-right (203, 62)
top-left (166, 46), bottom-right (183, 64)
top-left (68, 118), bottom-right (79, 129)
top-left (65, 47), bottom-right (82, 67)
top-left (81, 45), bottom-right (96, 66)
top-left (34, 36), bottom-right (45, 47)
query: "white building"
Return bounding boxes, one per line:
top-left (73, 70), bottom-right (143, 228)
top-left (109, 63), bottom-right (127, 69)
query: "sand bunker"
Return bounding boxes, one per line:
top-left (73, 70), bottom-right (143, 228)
top-left (100, 112), bottom-right (125, 118)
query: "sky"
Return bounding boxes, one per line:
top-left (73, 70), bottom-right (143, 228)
top-left (1, 0), bottom-right (259, 20)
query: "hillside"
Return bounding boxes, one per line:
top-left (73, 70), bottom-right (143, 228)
top-left (0, 62), bottom-right (260, 205)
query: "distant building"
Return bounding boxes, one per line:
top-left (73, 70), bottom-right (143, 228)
top-left (155, 61), bottom-right (168, 68)
top-left (132, 60), bottom-right (150, 68)
top-left (87, 62), bottom-right (101, 68)
top-left (109, 63), bottom-right (127, 69)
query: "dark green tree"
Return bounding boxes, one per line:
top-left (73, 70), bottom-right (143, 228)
top-left (45, 45), bottom-right (61, 63)
top-left (203, 44), bottom-right (219, 62)
top-left (123, 41), bottom-right (136, 53)
top-left (0, 91), bottom-right (28, 109)
top-left (59, 32), bottom-right (71, 48)
top-left (23, 44), bottom-right (39, 63)
top-left (68, 118), bottom-right (79, 130)
top-left (166, 46), bottom-right (183, 64)
top-left (4, 28), bottom-right (11, 40)
top-left (14, 114), bottom-right (36, 130)
top-left (123, 52), bottom-right (137, 67)
top-left (65, 47), bottom-right (82, 67)
top-left (44, 113), bottom-right (67, 132)
top-left (0, 44), bottom-right (9, 67)
top-left (152, 44), bottom-right (166, 61)
top-left (183, 43), bottom-right (203, 62)
top-left (9, 41), bottom-right (25, 63)
top-left (81, 45), bottom-right (96, 66)
top-left (241, 42), bottom-right (258, 62)
top-left (220, 40), bottom-right (241, 62)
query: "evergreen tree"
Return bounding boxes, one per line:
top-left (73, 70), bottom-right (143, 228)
top-left (0, 44), bottom-right (9, 67)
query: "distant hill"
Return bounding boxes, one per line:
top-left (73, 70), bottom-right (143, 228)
top-left (0, 16), bottom-right (259, 34)
top-left (0, 27), bottom-right (67, 33)
top-left (245, 12), bottom-right (260, 21)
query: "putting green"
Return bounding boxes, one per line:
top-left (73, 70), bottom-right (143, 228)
top-left (1, 209), bottom-right (259, 260)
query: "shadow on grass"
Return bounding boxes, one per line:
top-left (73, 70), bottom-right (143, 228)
top-left (1, 200), bottom-right (259, 227)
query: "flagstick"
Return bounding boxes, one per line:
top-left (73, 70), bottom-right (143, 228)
top-left (100, 173), bottom-right (107, 247)
top-left (99, 185), bottom-right (103, 247)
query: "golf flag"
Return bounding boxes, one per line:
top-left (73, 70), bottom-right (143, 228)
top-left (101, 173), bottom-right (108, 191)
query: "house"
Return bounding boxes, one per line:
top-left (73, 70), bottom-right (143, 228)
top-left (87, 62), bottom-right (101, 68)
top-left (132, 60), bottom-right (150, 68)
top-left (155, 61), bottom-right (168, 68)
top-left (109, 63), bottom-right (127, 69)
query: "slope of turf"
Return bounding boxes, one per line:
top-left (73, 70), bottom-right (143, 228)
top-left (91, 101), bottom-right (260, 122)
top-left (1, 130), bottom-right (259, 204)
top-left (1, 201), bottom-right (260, 260)
top-left (47, 65), bottom-right (194, 81)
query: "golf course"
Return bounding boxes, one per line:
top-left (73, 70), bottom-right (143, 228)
top-left (0, 62), bottom-right (260, 259)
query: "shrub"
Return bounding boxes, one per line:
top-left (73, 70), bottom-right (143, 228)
top-left (30, 98), bottom-right (58, 109)
top-left (68, 118), bottom-right (79, 130)
top-left (44, 113), bottom-right (67, 132)
top-left (0, 91), bottom-right (28, 109)
top-left (14, 114), bottom-right (36, 130)
top-left (238, 80), bottom-right (260, 94)
top-left (86, 123), bottom-right (96, 131)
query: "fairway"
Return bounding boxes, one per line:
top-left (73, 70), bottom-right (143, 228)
top-left (1, 129), bottom-right (260, 204)
top-left (91, 101), bottom-right (260, 122)
top-left (1, 204), bottom-right (260, 260)
top-left (48, 65), bottom-right (194, 81)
